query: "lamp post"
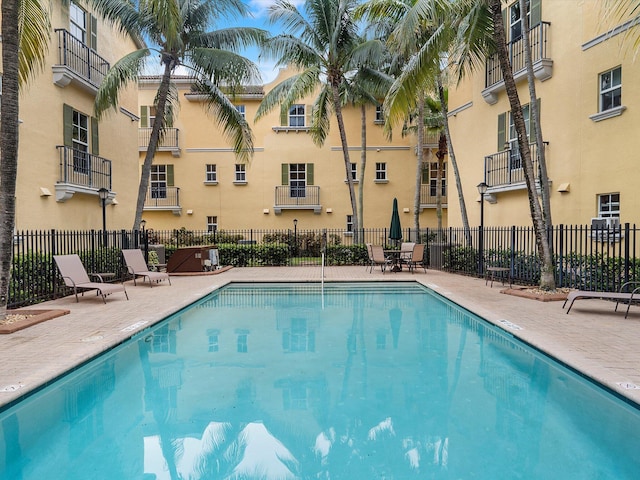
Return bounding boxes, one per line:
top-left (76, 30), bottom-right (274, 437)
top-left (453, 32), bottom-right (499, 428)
top-left (477, 182), bottom-right (488, 277)
top-left (140, 219), bottom-right (147, 262)
top-left (98, 188), bottom-right (109, 246)
top-left (293, 218), bottom-right (298, 256)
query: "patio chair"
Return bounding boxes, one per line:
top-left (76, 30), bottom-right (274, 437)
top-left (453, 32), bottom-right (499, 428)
top-left (53, 254), bottom-right (128, 303)
top-left (563, 281), bottom-right (640, 318)
top-left (406, 243), bottom-right (427, 273)
top-left (122, 249), bottom-right (171, 287)
top-left (399, 242), bottom-right (415, 269)
top-left (369, 245), bottom-right (391, 273)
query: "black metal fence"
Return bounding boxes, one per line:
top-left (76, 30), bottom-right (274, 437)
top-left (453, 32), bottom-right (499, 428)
top-left (8, 223), bottom-right (638, 308)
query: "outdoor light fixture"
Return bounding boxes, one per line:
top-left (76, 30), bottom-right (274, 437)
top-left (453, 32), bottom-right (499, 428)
top-left (98, 188), bottom-right (109, 245)
top-left (477, 182), bottom-right (488, 277)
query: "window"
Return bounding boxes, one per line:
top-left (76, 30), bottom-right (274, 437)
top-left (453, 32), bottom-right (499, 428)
top-left (349, 163), bottom-right (358, 181)
top-left (428, 162), bottom-right (447, 197)
top-left (207, 329), bottom-right (219, 352)
top-left (509, 0), bottom-right (530, 43)
top-left (205, 164), bottom-right (217, 183)
top-left (346, 215), bottom-right (353, 233)
top-left (289, 163), bottom-right (306, 197)
top-left (69, 1), bottom-right (87, 43)
top-left (507, 104), bottom-right (530, 169)
top-left (236, 330), bottom-right (249, 353)
top-left (289, 104), bottom-right (305, 127)
top-left (140, 106), bottom-right (159, 128)
top-left (375, 162), bottom-right (387, 181)
top-left (72, 110), bottom-right (89, 174)
top-left (235, 164), bottom-right (246, 183)
top-left (150, 165), bottom-right (167, 198)
top-left (236, 104), bottom-right (246, 119)
top-left (207, 216), bottom-right (218, 233)
top-left (598, 193), bottom-right (620, 218)
top-left (599, 67), bottom-right (621, 112)
top-left (375, 104), bottom-right (384, 123)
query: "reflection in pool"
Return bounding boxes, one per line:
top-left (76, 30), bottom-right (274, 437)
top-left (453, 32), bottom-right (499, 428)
top-left (1, 282), bottom-right (639, 479)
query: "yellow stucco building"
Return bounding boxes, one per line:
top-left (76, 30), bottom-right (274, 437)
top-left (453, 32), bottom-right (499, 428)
top-left (8, 0), bottom-right (140, 231)
top-left (138, 67), bottom-right (447, 238)
top-left (447, 0), bottom-right (638, 229)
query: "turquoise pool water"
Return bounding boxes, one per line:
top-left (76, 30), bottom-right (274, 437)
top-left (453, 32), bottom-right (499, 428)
top-left (1, 282), bottom-right (639, 479)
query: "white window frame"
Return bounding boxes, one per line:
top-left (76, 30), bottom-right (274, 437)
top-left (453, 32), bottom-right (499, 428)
top-left (234, 164), bottom-right (246, 184)
top-left (207, 215), bottom-right (218, 232)
top-left (346, 214), bottom-right (353, 234)
top-left (375, 162), bottom-right (387, 182)
top-left (289, 163), bottom-right (306, 197)
top-left (598, 193), bottom-right (620, 218)
top-left (150, 165), bottom-right (167, 198)
top-left (375, 105), bottom-right (384, 124)
top-left (207, 329), bottom-right (219, 352)
top-left (205, 164), bottom-right (217, 184)
top-left (509, 0), bottom-right (529, 43)
top-left (72, 109), bottom-right (89, 174)
top-left (429, 162), bottom-right (447, 197)
top-left (289, 104), bottom-right (305, 127)
top-left (599, 66), bottom-right (622, 113)
top-left (69, 1), bottom-right (87, 43)
top-left (347, 162), bottom-right (358, 182)
top-left (507, 104), bottom-right (530, 170)
top-left (236, 104), bottom-right (246, 119)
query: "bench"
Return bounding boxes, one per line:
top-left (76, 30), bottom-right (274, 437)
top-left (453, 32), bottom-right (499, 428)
top-left (485, 267), bottom-right (512, 288)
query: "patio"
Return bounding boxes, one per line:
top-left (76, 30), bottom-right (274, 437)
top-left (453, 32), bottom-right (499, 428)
top-left (1, 266), bottom-right (639, 409)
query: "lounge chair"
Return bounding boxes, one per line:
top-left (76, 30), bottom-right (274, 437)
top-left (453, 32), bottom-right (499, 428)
top-left (563, 281), bottom-right (640, 318)
top-left (406, 243), bottom-right (427, 273)
top-left (369, 245), bottom-right (391, 273)
top-left (122, 249), bottom-right (171, 287)
top-left (53, 254), bottom-right (128, 303)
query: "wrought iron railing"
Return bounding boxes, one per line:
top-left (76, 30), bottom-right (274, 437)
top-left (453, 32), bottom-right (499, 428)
top-left (274, 186), bottom-right (321, 207)
top-left (57, 145), bottom-right (112, 190)
top-left (485, 22), bottom-right (551, 88)
top-left (484, 142), bottom-right (542, 188)
top-left (138, 128), bottom-right (180, 150)
top-left (55, 29), bottom-right (109, 88)
top-left (144, 187), bottom-right (180, 208)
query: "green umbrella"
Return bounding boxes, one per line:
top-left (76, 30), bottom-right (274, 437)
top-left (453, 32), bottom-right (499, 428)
top-left (389, 197), bottom-right (402, 246)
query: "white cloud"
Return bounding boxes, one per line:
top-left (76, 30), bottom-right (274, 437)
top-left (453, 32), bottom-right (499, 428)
top-left (247, 0), bottom-right (305, 18)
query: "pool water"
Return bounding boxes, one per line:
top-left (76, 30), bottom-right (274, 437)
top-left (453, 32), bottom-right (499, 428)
top-left (1, 282), bottom-right (639, 479)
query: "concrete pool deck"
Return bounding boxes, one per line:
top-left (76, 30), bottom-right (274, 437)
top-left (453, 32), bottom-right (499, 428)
top-left (1, 266), bottom-right (640, 409)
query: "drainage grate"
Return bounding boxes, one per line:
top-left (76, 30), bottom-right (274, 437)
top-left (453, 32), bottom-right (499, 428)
top-left (498, 319), bottom-right (523, 331)
top-left (1, 383), bottom-right (24, 393)
top-left (616, 382), bottom-right (640, 390)
top-left (121, 321), bottom-right (149, 332)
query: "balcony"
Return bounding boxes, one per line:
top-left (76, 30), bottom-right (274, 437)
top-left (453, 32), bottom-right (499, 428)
top-left (483, 142), bottom-right (544, 192)
top-left (482, 22), bottom-right (552, 104)
top-left (55, 145), bottom-right (113, 202)
top-left (52, 29), bottom-right (109, 95)
top-left (274, 186), bottom-right (321, 214)
top-left (144, 187), bottom-right (182, 215)
top-left (420, 185), bottom-right (447, 209)
top-left (139, 128), bottom-right (181, 157)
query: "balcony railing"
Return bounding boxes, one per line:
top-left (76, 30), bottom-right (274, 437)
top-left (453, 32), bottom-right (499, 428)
top-left (483, 22), bottom-right (552, 104)
top-left (144, 187), bottom-right (181, 213)
top-left (53, 29), bottom-right (109, 91)
top-left (139, 128), bottom-right (181, 157)
top-left (420, 185), bottom-right (447, 207)
top-left (57, 145), bottom-right (112, 190)
top-left (274, 186), bottom-right (321, 214)
top-left (484, 142), bottom-right (543, 189)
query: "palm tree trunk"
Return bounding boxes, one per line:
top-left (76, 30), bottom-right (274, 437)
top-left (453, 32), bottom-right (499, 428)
top-left (437, 74), bottom-right (472, 246)
top-left (520, 0), bottom-right (553, 239)
top-left (331, 83), bottom-right (359, 244)
top-left (414, 96), bottom-right (425, 240)
top-left (133, 59), bottom-right (175, 231)
top-left (357, 105), bottom-right (367, 235)
top-left (435, 133), bottom-right (446, 232)
top-left (0, 0), bottom-right (21, 318)
top-left (489, 0), bottom-right (555, 290)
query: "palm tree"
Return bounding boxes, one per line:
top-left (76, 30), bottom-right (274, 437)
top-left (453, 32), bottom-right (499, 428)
top-left (256, 0), bottom-right (384, 244)
top-left (93, 0), bottom-right (266, 231)
top-left (0, 0), bottom-right (50, 320)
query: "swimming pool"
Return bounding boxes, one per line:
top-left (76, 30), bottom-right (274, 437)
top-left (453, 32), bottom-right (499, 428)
top-left (1, 281), bottom-right (639, 479)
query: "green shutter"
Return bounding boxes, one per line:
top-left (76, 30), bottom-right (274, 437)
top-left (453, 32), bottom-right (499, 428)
top-left (281, 164), bottom-right (289, 185)
top-left (307, 163), bottom-right (314, 185)
top-left (280, 108), bottom-right (288, 126)
top-left (306, 105), bottom-right (313, 127)
top-left (91, 117), bottom-right (99, 155)
top-left (503, 6), bottom-right (508, 38)
top-left (497, 112), bottom-right (507, 151)
top-left (140, 106), bottom-right (148, 127)
top-left (63, 104), bottom-right (73, 147)
top-left (421, 164), bottom-right (429, 184)
top-left (90, 15), bottom-right (98, 50)
top-left (166, 165), bottom-right (174, 186)
top-left (530, 0), bottom-right (541, 28)
top-left (528, 98), bottom-right (541, 143)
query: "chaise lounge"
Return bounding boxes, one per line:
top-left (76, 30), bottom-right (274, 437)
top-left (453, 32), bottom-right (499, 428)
top-left (563, 281), bottom-right (640, 318)
top-left (122, 249), bottom-right (171, 287)
top-left (53, 254), bottom-right (128, 303)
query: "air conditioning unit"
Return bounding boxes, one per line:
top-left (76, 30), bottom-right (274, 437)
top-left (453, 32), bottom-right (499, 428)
top-left (591, 217), bottom-right (623, 242)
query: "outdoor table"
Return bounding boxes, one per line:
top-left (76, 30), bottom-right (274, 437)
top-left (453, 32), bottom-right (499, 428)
top-left (383, 250), bottom-right (403, 272)
top-left (485, 267), bottom-right (512, 288)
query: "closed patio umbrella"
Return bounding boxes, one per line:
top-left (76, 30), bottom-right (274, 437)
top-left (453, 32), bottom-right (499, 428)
top-left (389, 198), bottom-right (402, 247)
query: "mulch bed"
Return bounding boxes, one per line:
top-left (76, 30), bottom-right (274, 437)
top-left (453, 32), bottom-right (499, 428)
top-left (0, 309), bottom-right (70, 334)
top-left (501, 286), bottom-right (569, 302)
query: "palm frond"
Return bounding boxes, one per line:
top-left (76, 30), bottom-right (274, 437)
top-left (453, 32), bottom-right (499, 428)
top-left (254, 68), bottom-right (321, 121)
top-left (17, 0), bottom-right (51, 86)
top-left (308, 86), bottom-right (333, 146)
top-left (197, 27), bottom-right (269, 51)
top-left (189, 47), bottom-right (261, 86)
